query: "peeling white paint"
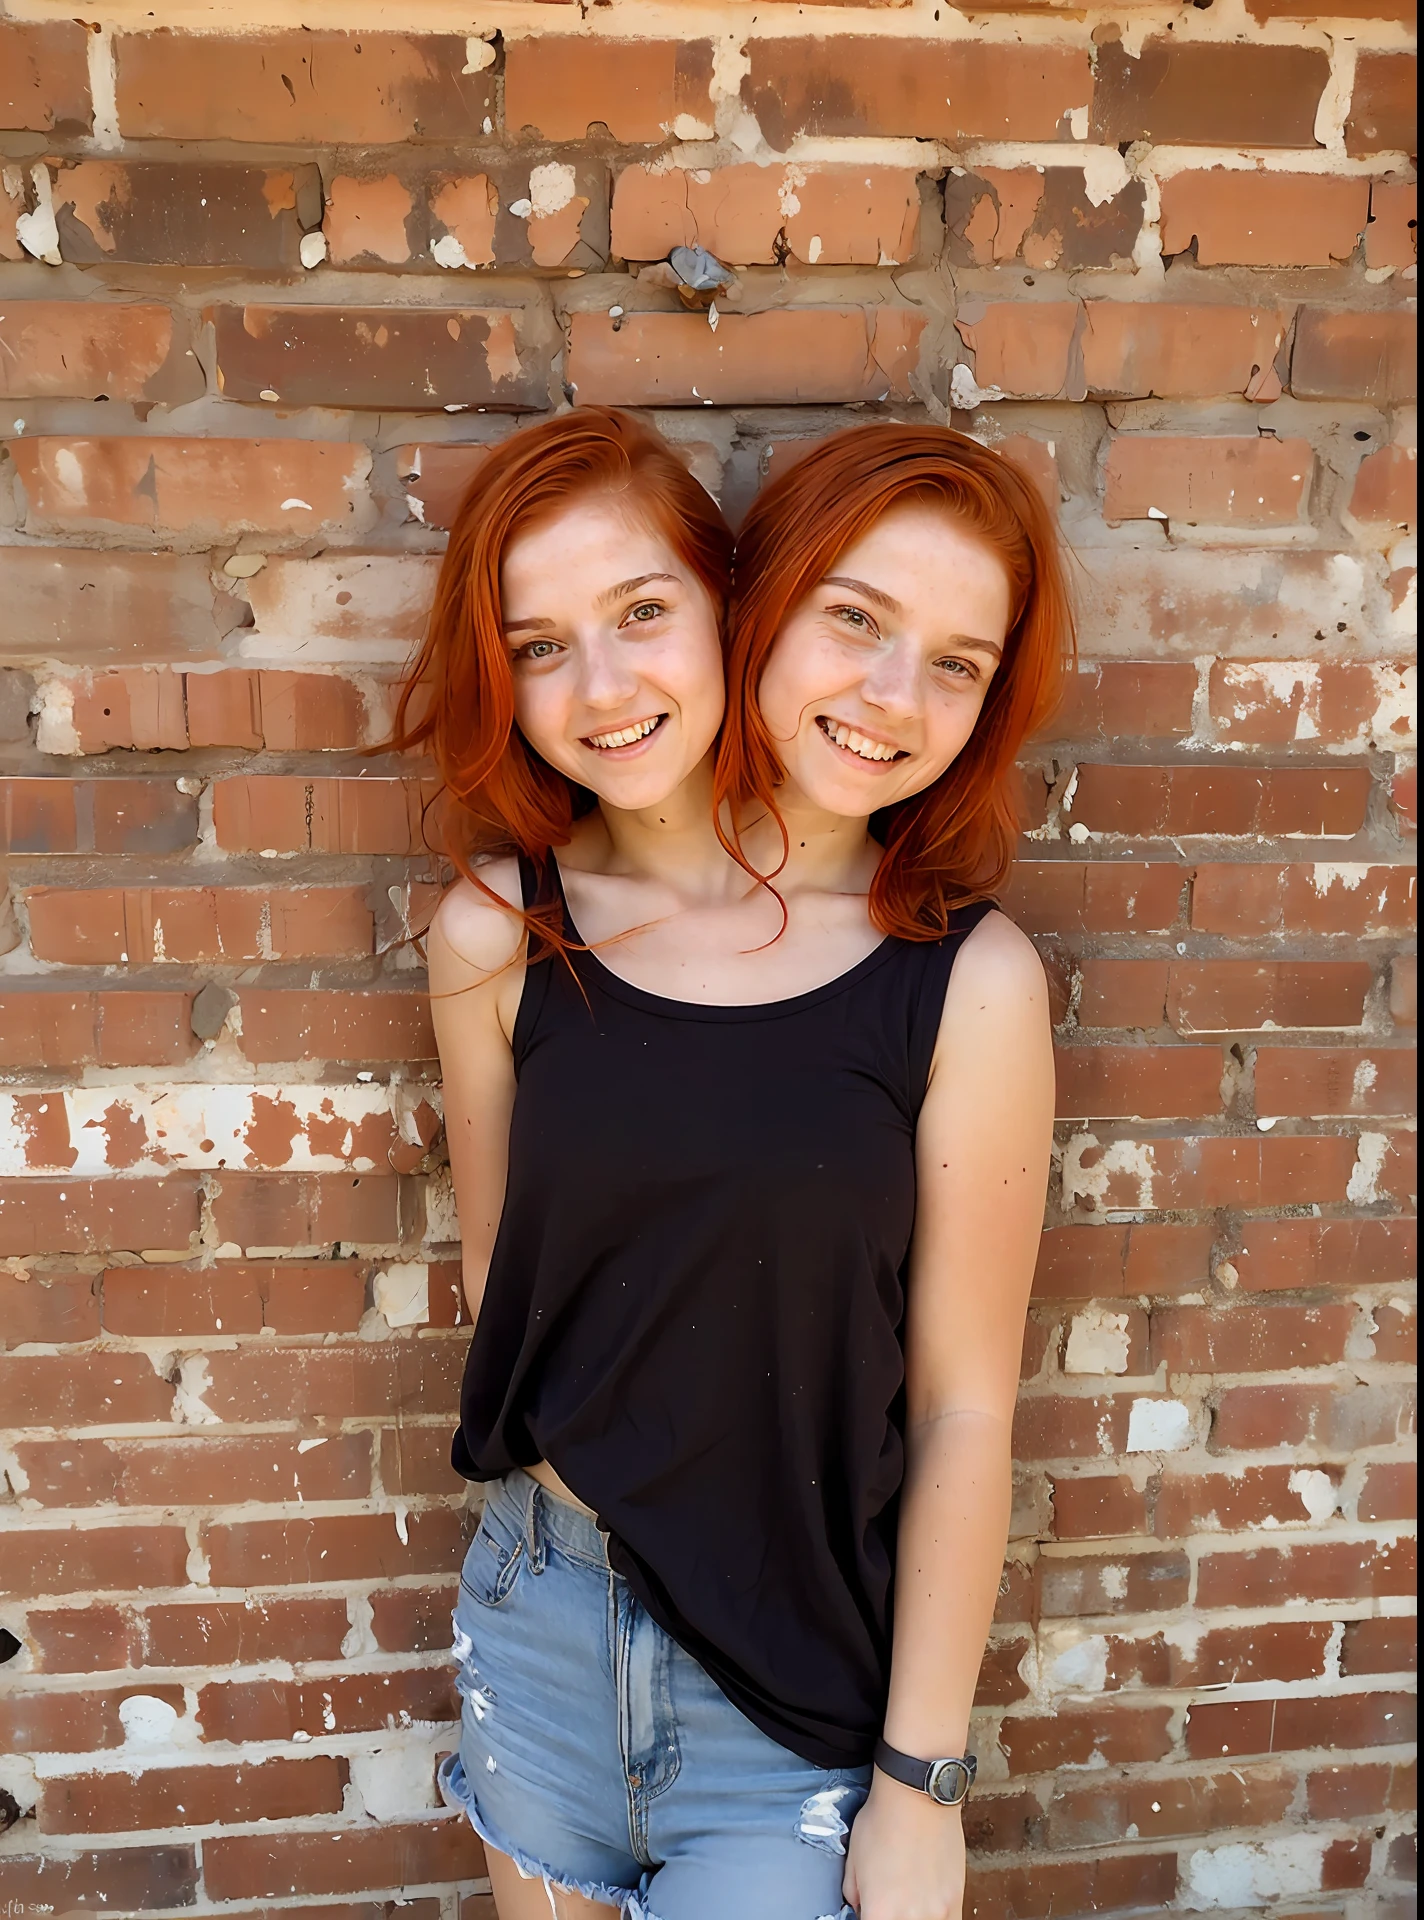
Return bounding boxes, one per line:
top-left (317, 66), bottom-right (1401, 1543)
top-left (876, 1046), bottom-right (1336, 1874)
top-left (172, 1355), bottom-right (220, 1427)
top-left (1346, 1132), bottom-right (1389, 1205)
top-left (1065, 1308), bottom-right (1132, 1376)
top-left (1183, 1835), bottom-right (1329, 1910)
top-left (350, 1738), bottom-right (444, 1820)
top-left (374, 1262), bottom-right (430, 1328)
top-left (16, 163), bottom-right (61, 265)
top-left (1288, 1468), bottom-right (1337, 1524)
top-left (1126, 1399), bottom-right (1192, 1453)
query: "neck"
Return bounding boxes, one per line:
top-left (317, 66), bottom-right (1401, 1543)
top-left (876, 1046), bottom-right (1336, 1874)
top-left (732, 780), bottom-right (880, 897)
top-left (589, 755), bottom-right (743, 897)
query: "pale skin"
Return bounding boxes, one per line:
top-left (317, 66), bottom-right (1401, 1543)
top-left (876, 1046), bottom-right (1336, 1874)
top-left (430, 496), bottom-right (1054, 1920)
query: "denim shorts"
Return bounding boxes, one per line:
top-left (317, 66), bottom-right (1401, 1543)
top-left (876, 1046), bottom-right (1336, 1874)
top-left (438, 1468), bottom-right (871, 1919)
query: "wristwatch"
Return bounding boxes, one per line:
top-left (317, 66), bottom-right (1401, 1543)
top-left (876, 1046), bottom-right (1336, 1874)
top-left (873, 1738), bottom-right (977, 1807)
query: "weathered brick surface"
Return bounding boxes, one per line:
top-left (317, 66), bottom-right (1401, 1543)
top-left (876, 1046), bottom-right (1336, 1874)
top-left (0, 5), bottom-right (1413, 1913)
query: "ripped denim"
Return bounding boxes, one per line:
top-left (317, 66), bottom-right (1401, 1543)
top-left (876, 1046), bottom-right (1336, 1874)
top-left (439, 1468), bottom-right (870, 1920)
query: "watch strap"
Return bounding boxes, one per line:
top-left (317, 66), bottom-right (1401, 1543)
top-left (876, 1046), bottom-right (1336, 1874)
top-left (873, 1738), bottom-right (977, 1806)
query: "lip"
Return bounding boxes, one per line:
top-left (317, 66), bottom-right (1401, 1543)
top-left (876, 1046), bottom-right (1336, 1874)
top-left (814, 714), bottom-right (911, 768)
top-left (579, 712), bottom-right (670, 757)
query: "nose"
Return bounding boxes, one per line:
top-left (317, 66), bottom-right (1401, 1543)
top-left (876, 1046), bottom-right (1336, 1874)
top-left (575, 630), bottom-right (641, 712)
top-left (858, 635), bottom-right (921, 722)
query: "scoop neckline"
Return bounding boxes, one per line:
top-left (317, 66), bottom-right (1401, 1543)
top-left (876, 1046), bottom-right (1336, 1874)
top-left (549, 857), bottom-right (899, 1023)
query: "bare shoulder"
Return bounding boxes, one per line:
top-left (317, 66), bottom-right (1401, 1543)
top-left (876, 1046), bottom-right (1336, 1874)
top-left (938, 909), bottom-right (1051, 1056)
top-left (427, 858), bottom-right (525, 993)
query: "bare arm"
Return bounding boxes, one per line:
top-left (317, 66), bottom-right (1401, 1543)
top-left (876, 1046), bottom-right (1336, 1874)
top-left (426, 861), bottom-right (527, 1323)
top-left (846, 910), bottom-right (1055, 1920)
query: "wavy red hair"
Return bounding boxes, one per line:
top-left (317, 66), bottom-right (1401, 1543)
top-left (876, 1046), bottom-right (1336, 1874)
top-left (389, 407), bottom-right (734, 949)
top-left (715, 423), bottom-right (1074, 940)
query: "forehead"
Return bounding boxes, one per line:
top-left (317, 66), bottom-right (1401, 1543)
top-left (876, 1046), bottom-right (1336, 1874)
top-left (503, 493), bottom-right (675, 577)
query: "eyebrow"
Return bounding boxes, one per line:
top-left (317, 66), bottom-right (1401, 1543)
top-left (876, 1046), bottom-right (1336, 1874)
top-left (822, 576), bottom-right (1004, 658)
top-left (504, 573), bottom-right (678, 635)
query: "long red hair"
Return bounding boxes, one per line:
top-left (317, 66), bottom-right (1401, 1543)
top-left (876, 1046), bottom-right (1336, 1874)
top-left (715, 424), bottom-right (1074, 940)
top-left (389, 407), bottom-right (734, 950)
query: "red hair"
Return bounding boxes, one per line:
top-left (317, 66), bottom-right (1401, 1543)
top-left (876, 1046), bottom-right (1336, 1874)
top-left (715, 423), bottom-right (1074, 940)
top-left (389, 407), bottom-right (734, 950)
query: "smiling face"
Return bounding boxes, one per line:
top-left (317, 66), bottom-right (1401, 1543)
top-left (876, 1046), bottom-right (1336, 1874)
top-left (499, 492), bottom-right (725, 812)
top-left (754, 499), bottom-right (1014, 820)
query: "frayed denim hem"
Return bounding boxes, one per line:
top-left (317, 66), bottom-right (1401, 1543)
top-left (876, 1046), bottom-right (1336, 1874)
top-left (439, 1750), bottom-right (667, 1918)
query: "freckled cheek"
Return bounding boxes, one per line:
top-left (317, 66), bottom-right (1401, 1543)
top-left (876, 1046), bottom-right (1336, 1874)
top-left (510, 677), bottom-right (573, 761)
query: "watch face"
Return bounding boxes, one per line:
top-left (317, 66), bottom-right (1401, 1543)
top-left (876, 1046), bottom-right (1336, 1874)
top-left (927, 1759), bottom-right (970, 1805)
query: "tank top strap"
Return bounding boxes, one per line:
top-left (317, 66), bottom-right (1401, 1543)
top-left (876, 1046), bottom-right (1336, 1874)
top-left (901, 896), bottom-right (998, 1112)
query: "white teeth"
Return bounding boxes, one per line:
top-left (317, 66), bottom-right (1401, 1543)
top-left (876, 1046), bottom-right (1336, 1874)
top-left (821, 718), bottom-right (901, 762)
top-left (587, 716), bottom-right (662, 750)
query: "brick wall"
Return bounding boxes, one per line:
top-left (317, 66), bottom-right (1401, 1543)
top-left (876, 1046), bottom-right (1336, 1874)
top-left (0, 2), bottom-right (1414, 1915)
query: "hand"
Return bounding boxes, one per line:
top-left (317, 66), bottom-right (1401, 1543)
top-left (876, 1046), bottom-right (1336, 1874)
top-left (843, 1770), bottom-right (967, 1920)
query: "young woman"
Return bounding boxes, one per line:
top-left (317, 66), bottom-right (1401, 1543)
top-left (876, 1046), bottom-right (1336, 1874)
top-left (408, 411), bottom-right (1068, 1920)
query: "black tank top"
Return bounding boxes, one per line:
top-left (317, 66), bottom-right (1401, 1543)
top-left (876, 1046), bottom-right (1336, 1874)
top-left (453, 859), bottom-right (995, 1767)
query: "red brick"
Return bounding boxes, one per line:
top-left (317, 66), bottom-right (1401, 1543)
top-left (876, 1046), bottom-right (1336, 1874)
top-left (1235, 1213), bottom-right (1420, 1290)
top-left (116, 31), bottom-right (494, 142)
top-left (568, 308), bottom-right (924, 408)
top-left (1191, 862), bottom-right (1415, 936)
top-left (2, 777), bottom-right (196, 854)
top-left (1032, 1223), bottom-right (1213, 1298)
top-left (999, 1705), bottom-right (1174, 1774)
top-left (1346, 52), bottom-right (1418, 156)
top-left (2, 1527), bottom-right (190, 1600)
top-left (103, 1261), bottom-right (368, 1337)
top-left (0, 1351), bottom-right (177, 1426)
top-left (1169, 961), bottom-right (1373, 1033)
top-left (204, 1824), bottom-right (485, 1903)
top-left (13, 1433), bottom-right (372, 1508)
top-left (370, 1584), bottom-right (461, 1653)
top-left (1255, 1046), bottom-right (1415, 1117)
top-left (0, 991), bottom-right (193, 1069)
top-left (1, 549), bottom-right (232, 662)
top-left (1308, 1759), bottom-right (1417, 1821)
top-left (0, 1849), bottom-right (198, 1912)
top-left (962, 1789), bottom-right (1038, 1856)
top-left (47, 158), bottom-right (321, 270)
top-left (1054, 1046), bottom-right (1224, 1119)
top-left (1105, 436), bottom-right (1312, 527)
top-left (1212, 1380), bottom-right (1415, 1451)
top-left (742, 40), bottom-right (1090, 146)
top-left (1371, 1295), bottom-right (1415, 1364)
top-left (39, 1757), bottom-right (345, 1834)
top-left (0, 302), bottom-right (199, 404)
top-left (9, 436), bottom-right (368, 538)
top-left (0, 1270), bottom-right (98, 1344)
top-left (1359, 1460), bottom-right (1417, 1522)
top-left (1046, 665), bottom-right (1197, 741)
top-left (945, 168), bottom-right (1145, 273)
top-left (612, 162), bottom-right (921, 268)
top-left (69, 666), bottom-right (190, 752)
top-left (1091, 39), bottom-right (1330, 146)
top-left (0, 1176), bottom-right (199, 1258)
top-left (1076, 960), bottom-right (1170, 1030)
top-left (1068, 765), bottom-right (1371, 838)
top-left (1069, 1134), bottom-right (1359, 1210)
top-left (397, 443), bottom-right (492, 531)
top-left (1350, 445), bottom-right (1417, 534)
top-left (211, 305), bottom-right (547, 411)
top-left (196, 1339), bottom-right (464, 1423)
top-left (1208, 658), bottom-right (1412, 749)
top-left (505, 39), bottom-right (713, 142)
top-left (955, 301), bottom-right (1080, 399)
top-left (25, 1604), bottom-right (140, 1672)
top-left (1292, 308), bottom-right (1416, 404)
top-left (1113, 1620), bottom-right (1334, 1688)
top-left (25, 886), bottom-right (373, 965)
top-left (967, 1855), bottom-right (1177, 1918)
top-left (1082, 304), bottom-right (1287, 400)
top-left (1038, 1549), bottom-right (1189, 1617)
top-left (1013, 1393), bottom-right (1132, 1461)
top-left (1155, 1464), bottom-right (1335, 1536)
top-left (140, 1598), bottom-right (350, 1667)
top-left (209, 1171), bottom-right (420, 1252)
top-left (1159, 171), bottom-right (1370, 267)
top-left (199, 1667), bottom-right (457, 1743)
top-left (0, 21), bottom-right (92, 132)
top-left (1152, 1301), bottom-right (1356, 1373)
top-left (1187, 1690), bottom-right (1415, 1759)
top-left (1392, 956), bottom-right (1416, 1026)
top-left (1367, 180), bottom-right (1417, 271)
top-left (1392, 764), bottom-right (1417, 832)
top-left (1051, 1473), bottom-right (1151, 1539)
top-left (237, 989), bottom-right (436, 1065)
top-left (975, 1635), bottom-right (1034, 1707)
top-left (380, 1425), bottom-right (466, 1496)
top-left (1050, 1763), bottom-right (1296, 1848)
top-left (1004, 864), bottom-right (1185, 935)
top-left (213, 775), bottom-right (430, 855)
top-left (1342, 1616), bottom-right (1418, 1678)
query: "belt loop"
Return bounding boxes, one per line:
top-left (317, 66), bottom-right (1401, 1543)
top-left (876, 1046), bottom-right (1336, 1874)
top-left (527, 1481), bottom-right (547, 1573)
